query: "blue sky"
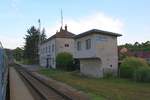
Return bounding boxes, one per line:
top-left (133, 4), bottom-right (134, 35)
top-left (0, 0), bottom-right (150, 49)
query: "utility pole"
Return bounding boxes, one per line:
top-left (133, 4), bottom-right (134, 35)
top-left (61, 9), bottom-right (63, 28)
top-left (38, 19), bottom-right (41, 63)
top-left (38, 19), bottom-right (41, 46)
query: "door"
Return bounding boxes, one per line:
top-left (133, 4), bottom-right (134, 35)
top-left (46, 58), bottom-right (49, 68)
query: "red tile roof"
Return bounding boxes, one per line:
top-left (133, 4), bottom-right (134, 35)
top-left (132, 51), bottom-right (150, 58)
top-left (41, 27), bottom-right (75, 44)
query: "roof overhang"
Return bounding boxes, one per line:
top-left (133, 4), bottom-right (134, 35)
top-left (74, 29), bottom-right (122, 39)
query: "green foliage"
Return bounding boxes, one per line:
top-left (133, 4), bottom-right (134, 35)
top-left (119, 52), bottom-right (128, 60)
top-left (134, 67), bottom-right (150, 82)
top-left (39, 68), bottom-right (150, 100)
top-left (41, 28), bottom-right (47, 42)
top-left (21, 59), bottom-right (33, 64)
top-left (120, 57), bottom-right (149, 79)
top-left (56, 52), bottom-right (74, 71)
top-left (119, 41), bottom-right (150, 51)
top-left (103, 71), bottom-right (114, 79)
top-left (23, 26), bottom-right (47, 64)
top-left (24, 26), bottom-right (39, 64)
top-left (13, 47), bottom-right (23, 61)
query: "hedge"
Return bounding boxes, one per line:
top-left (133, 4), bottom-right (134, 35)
top-left (120, 57), bottom-right (149, 79)
top-left (134, 67), bottom-right (150, 82)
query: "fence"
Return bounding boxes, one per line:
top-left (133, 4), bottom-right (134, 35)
top-left (0, 42), bottom-right (8, 100)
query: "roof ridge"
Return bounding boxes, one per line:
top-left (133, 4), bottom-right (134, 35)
top-left (74, 29), bottom-right (122, 39)
top-left (41, 29), bottom-right (75, 44)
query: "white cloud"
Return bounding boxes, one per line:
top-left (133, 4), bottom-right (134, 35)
top-left (10, 0), bottom-right (20, 12)
top-left (0, 36), bottom-right (24, 49)
top-left (3, 12), bottom-right (124, 49)
top-left (47, 12), bottom-right (124, 36)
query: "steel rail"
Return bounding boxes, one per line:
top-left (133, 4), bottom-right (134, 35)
top-left (14, 65), bottom-right (71, 100)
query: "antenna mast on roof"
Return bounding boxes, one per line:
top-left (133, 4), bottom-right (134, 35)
top-left (38, 19), bottom-right (41, 32)
top-left (38, 19), bottom-right (41, 46)
top-left (61, 9), bottom-right (63, 28)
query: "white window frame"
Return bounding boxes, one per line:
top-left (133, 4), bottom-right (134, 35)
top-left (77, 41), bottom-right (81, 51)
top-left (52, 44), bottom-right (54, 52)
top-left (86, 39), bottom-right (91, 50)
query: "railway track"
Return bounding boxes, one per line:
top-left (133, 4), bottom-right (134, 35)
top-left (14, 65), bottom-right (71, 100)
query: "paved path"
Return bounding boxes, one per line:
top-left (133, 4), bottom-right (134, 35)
top-left (9, 67), bottom-right (34, 100)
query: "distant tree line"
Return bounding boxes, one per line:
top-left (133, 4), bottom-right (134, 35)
top-left (13, 47), bottom-right (23, 61)
top-left (13, 25), bottom-right (47, 64)
top-left (119, 41), bottom-right (150, 51)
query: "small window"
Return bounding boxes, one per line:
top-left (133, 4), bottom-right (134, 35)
top-left (65, 44), bottom-right (69, 47)
top-left (49, 46), bottom-right (51, 52)
top-left (46, 47), bottom-right (47, 53)
top-left (44, 48), bottom-right (45, 53)
top-left (86, 39), bottom-right (91, 49)
top-left (52, 44), bottom-right (54, 52)
top-left (77, 41), bottom-right (81, 51)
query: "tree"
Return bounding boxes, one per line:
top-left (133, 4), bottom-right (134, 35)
top-left (24, 26), bottom-right (39, 64)
top-left (134, 42), bottom-right (140, 46)
top-left (13, 47), bottom-right (23, 61)
top-left (40, 28), bottom-right (47, 42)
top-left (119, 41), bottom-right (150, 52)
top-left (23, 26), bottom-right (47, 64)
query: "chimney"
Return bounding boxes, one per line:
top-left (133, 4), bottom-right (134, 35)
top-left (60, 26), bottom-right (63, 32)
top-left (56, 30), bottom-right (58, 34)
top-left (65, 24), bottom-right (67, 31)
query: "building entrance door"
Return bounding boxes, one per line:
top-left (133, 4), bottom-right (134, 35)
top-left (46, 58), bottom-right (49, 68)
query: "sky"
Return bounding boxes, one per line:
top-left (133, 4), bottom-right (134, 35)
top-left (0, 0), bottom-right (150, 49)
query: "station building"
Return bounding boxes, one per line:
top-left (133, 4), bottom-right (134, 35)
top-left (39, 26), bottom-right (75, 68)
top-left (74, 29), bottom-right (121, 77)
top-left (39, 26), bottom-right (121, 77)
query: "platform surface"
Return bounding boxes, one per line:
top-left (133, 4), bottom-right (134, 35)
top-left (9, 67), bottom-right (34, 100)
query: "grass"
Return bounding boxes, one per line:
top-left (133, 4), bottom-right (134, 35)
top-left (38, 69), bottom-right (150, 100)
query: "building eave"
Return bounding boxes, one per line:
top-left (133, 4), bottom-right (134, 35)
top-left (74, 29), bottom-right (122, 39)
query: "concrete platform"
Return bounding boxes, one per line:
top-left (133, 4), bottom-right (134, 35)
top-left (9, 67), bottom-right (34, 100)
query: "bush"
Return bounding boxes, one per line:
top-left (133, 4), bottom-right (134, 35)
top-left (120, 57), bottom-right (149, 79)
top-left (134, 67), bottom-right (150, 82)
top-left (56, 52), bottom-right (74, 71)
top-left (104, 71), bottom-right (114, 78)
